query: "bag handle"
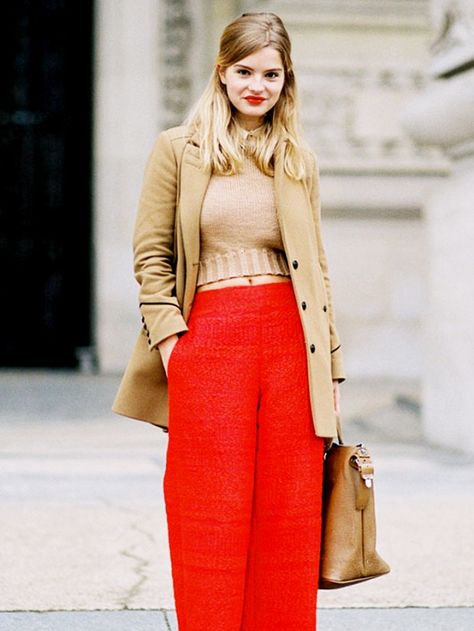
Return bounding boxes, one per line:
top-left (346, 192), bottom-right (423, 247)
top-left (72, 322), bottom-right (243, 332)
top-left (336, 412), bottom-right (344, 445)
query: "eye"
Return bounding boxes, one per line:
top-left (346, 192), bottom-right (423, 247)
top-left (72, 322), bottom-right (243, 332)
top-left (266, 72), bottom-right (281, 79)
top-left (236, 68), bottom-right (250, 75)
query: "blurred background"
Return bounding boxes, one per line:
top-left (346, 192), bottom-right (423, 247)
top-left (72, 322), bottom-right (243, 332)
top-left (1, 0), bottom-right (474, 626)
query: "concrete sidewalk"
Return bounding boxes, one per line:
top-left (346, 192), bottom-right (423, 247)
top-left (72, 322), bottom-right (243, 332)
top-left (0, 371), bottom-right (473, 627)
top-left (1, 608), bottom-right (474, 631)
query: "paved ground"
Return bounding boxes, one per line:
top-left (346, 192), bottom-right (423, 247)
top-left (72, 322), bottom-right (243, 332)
top-left (0, 370), bottom-right (473, 629)
top-left (1, 608), bottom-right (474, 631)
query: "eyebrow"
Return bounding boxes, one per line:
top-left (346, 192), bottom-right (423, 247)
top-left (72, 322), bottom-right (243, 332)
top-left (234, 64), bottom-right (283, 72)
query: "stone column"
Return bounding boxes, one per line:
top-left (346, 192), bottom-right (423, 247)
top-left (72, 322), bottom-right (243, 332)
top-left (402, 0), bottom-right (474, 454)
top-left (94, 0), bottom-right (163, 372)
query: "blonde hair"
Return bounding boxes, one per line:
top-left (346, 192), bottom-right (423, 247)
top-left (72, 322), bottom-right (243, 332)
top-left (183, 12), bottom-right (307, 180)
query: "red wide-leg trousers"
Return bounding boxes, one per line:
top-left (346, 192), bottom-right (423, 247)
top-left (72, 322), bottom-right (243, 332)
top-left (163, 281), bottom-right (325, 631)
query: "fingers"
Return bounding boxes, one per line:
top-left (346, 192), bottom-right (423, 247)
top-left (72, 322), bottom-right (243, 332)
top-left (163, 348), bottom-right (173, 377)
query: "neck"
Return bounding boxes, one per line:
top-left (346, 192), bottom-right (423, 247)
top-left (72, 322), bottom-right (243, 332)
top-left (235, 115), bottom-right (265, 131)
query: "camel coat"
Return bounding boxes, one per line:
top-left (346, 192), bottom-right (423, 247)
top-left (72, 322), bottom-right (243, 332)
top-left (112, 125), bottom-right (346, 438)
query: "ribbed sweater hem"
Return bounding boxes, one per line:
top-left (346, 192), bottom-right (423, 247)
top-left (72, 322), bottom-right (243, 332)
top-left (196, 248), bottom-right (290, 287)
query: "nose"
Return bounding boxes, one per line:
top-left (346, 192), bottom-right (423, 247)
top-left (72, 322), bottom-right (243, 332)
top-left (248, 75), bottom-right (264, 93)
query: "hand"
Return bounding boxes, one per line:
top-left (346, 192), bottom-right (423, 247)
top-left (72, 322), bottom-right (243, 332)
top-left (332, 379), bottom-right (341, 415)
top-left (158, 334), bottom-right (180, 377)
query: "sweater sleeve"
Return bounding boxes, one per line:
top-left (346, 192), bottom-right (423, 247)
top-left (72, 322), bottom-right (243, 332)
top-left (308, 152), bottom-right (346, 383)
top-left (133, 130), bottom-right (189, 351)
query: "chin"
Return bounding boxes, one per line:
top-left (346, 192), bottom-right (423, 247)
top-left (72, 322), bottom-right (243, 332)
top-left (239, 106), bottom-right (268, 117)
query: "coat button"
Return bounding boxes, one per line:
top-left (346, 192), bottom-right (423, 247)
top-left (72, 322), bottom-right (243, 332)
top-left (323, 305), bottom-right (327, 312)
top-left (310, 344), bottom-right (316, 353)
top-left (292, 259), bottom-right (299, 269)
top-left (301, 301), bottom-right (307, 310)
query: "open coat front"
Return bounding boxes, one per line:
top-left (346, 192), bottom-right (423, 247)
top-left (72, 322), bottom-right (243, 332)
top-left (112, 125), bottom-right (346, 438)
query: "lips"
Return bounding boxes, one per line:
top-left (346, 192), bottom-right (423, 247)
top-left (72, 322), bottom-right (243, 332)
top-left (244, 96), bottom-right (265, 105)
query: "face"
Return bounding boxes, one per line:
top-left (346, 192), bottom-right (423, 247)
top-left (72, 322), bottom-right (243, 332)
top-left (218, 46), bottom-right (285, 130)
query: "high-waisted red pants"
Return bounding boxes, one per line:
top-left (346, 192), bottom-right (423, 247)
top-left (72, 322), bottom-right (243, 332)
top-left (163, 280), bottom-right (325, 631)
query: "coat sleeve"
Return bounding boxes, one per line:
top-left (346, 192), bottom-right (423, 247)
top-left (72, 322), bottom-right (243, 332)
top-left (133, 130), bottom-right (189, 351)
top-left (308, 152), bottom-right (346, 383)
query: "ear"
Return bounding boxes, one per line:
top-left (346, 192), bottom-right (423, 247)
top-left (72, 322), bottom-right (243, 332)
top-left (217, 64), bottom-right (226, 85)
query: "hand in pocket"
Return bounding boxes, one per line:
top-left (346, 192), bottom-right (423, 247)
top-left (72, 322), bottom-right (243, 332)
top-left (159, 334), bottom-right (181, 378)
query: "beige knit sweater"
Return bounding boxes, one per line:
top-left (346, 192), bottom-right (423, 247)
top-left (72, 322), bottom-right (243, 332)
top-left (196, 150), bottom-right (290, 287)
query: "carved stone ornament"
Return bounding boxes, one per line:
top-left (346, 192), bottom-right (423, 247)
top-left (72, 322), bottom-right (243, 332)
top-left (298, 65), bottom-right (447, 174)
top-left (240, 0), bottom-right (428, 20)
top-left (161, 0), bottom-right (192, 128)
top-left (430, 0), bottom-right (474, 76)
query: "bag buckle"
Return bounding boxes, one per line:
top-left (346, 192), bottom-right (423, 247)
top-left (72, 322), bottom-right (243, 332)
top-left (350, 443), bottom-right (374, 488)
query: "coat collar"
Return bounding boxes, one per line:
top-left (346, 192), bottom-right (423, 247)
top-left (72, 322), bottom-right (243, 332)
top-left (181, 125), bottom-right (291, 182)
top-left (187, 125), bottom-right (271, 147)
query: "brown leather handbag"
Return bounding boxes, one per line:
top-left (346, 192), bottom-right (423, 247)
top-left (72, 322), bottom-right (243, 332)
top-left (319, 414), bottom-right (391, 589)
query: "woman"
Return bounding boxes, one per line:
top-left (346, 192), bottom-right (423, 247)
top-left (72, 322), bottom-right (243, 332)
top-left (113, 11), bottom-right (346, 631)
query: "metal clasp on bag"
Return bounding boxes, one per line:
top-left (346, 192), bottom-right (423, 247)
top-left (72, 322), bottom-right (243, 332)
top-left (350, 443), bottom-right (374, 488)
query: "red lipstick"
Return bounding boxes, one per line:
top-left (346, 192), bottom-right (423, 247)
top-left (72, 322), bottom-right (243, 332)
top-left (245, 96), bottom-right (265, 105)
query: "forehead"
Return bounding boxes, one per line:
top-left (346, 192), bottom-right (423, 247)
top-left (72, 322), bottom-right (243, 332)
top-left (233, 46), bottom-right (283, 69)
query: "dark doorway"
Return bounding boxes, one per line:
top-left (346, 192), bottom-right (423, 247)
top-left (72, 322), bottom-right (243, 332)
top-left (0, 0), bottom-right (94, 367)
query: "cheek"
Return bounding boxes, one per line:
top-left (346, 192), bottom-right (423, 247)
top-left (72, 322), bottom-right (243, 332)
top-left (227, 84), bottom-right (240, 101)
top-left (271, 83), bottom-right (285, 101)
top-left (225, 84), bottom-right (242, 109)
top-left (227, 80), bottom-right (242, 95)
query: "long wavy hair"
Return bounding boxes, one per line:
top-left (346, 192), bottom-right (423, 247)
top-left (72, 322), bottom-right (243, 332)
top-left (182, 12), bottom-right (308, 180)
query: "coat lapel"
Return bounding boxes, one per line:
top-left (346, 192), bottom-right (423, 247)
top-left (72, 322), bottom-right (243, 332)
top-left (273, 141), bottom-right (312, 243)
top-left (179, 129), bottom-right (211, 270)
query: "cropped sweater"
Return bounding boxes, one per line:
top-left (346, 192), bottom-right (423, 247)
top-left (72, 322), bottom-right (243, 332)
top-left (196, 145), bottom-right (290, 287)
